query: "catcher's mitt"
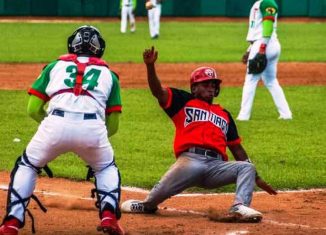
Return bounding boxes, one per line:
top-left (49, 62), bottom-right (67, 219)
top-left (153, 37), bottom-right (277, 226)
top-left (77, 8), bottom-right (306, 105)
top-left (145, 1), bottom-right (154, 10)
top-left (248, 53), bottom-right (267, 74)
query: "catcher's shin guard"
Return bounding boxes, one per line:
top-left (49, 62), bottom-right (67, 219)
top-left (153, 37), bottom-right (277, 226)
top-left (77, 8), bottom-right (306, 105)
top-left (89, 162), bottom-right (122, 220)
top-left (2, 152), bottom-right (50, 233)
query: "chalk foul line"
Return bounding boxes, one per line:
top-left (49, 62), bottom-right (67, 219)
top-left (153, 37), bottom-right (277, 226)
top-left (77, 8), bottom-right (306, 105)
top-left (0, 184), bottom-right (325, 231)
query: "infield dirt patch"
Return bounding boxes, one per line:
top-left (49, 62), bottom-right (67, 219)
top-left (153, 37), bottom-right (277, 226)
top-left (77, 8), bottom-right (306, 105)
top-left (0, 62), bottom-right (325, 90)
top-left (0, 171), bottom-right (325, 235)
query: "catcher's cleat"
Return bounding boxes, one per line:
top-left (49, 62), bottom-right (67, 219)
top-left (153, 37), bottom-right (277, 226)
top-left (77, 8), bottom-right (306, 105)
top-left (121, 200), bottom-right (157, 214)
top-left (228, 204), bottom-right (263, 223)
top-left (97, 210), bottom-right (124, 235)
top-left (0, 218), bottom-right (20, 235)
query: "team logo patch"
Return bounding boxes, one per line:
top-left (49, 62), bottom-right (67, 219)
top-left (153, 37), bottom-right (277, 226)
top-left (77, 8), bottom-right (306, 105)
top-left (266, 7), bottom-right (276, 15)
top-left (184, 107), bottom-right (228, 134)
top-left (204, 69), bottom-right (215, 78)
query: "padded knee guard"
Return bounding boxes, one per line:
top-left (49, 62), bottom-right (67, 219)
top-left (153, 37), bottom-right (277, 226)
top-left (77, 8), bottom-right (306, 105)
top-left (88, 162), bottom-right (122, 219)
top-left (3, 151), bottom-right (51, 233)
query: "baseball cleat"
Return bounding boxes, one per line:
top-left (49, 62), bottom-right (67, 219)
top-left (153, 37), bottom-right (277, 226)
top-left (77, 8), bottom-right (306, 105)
top-left (121, 200), bottom-right (145, 213)
top-left (228, 204), bottom-right (263, 223)
top-left (0, 218), bottom-right (20, 235)
top-left (121, 200), bottom-right (157, 214)
top-left (97, 210), bottom-right (124, 235)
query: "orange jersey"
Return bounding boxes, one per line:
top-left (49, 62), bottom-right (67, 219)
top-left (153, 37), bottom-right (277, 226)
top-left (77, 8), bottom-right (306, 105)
top-left (162, 88), bottom-right (241, 161)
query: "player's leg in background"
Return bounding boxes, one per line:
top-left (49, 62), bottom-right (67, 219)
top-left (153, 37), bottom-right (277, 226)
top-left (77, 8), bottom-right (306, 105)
top-left (128, 6), bottom-right (136, 32)
top-left (237, 41), bottom-right (262, 121)
top-left (237, 73), bottom-right (260, 121)
top-left (262, 39), bottom-right (292, 119)
top-left (153, 5), bottom-right (161, 37)
top-left (148, 9), bottom-right (156, 38)
top-left (120, 6), bottom-right (128, 33)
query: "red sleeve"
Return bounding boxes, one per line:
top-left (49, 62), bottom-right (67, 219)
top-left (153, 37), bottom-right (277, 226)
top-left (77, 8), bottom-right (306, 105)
top-left (161, 87), bottom-right (173, 109)
top-left (105, 105), bottom-right (122, 114)
top-left (227, 137), bottom-right (241, 146)
top-left (263, 16), bottom-right (275, 21)
top-left (28, 88), bottom-right (50, 102)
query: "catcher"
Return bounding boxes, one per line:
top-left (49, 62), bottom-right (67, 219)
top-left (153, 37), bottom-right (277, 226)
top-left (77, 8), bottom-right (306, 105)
top-left (0, 26), bottom-right (124, 235)
top-left (237, 0), bottom-right (292, 121)
top-left (121, 46), bottom-right (277, 223)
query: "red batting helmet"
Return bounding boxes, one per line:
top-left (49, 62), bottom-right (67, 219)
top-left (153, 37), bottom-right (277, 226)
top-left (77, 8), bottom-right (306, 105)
top-left (190, 67), bottom-right (222, 96)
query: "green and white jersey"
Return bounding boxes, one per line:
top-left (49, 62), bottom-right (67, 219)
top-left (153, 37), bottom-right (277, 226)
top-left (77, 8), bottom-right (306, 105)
top-left (28, 55), bottom-right (122, 121)
top-left (246, 0), bottom-right (278, 42)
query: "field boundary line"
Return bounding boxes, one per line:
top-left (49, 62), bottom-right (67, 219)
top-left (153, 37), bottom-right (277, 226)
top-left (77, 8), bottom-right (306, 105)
top-left (1, 184), bottom-right (325, 231)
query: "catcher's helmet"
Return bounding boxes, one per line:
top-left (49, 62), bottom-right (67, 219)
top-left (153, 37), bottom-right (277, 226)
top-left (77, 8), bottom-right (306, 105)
top-left (190, 67), bottom-right (221, 96)
top-left (67, 25), bottom-right (105, 58)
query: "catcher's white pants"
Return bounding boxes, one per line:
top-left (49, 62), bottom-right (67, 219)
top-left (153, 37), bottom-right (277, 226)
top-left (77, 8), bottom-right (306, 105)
top-left (148, 4), bottom-right (161, 37)
top-left (237, 38), bottom-right (292, 120)
top-left (8, 114), bottom-right (120, 222)
top-left (120, 5), bottom-right (136, 33)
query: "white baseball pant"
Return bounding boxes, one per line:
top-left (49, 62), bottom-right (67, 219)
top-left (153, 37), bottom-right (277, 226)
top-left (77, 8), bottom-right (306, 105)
top-left (237, 38), bottom-right (292, 120)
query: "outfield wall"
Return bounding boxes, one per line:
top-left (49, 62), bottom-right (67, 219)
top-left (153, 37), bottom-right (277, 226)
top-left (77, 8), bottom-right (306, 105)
top-left (0, 0), bottom-right (325, 17)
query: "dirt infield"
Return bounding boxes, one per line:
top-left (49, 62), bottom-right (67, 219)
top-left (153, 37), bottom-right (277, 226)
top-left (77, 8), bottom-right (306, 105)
top-left (0, 62), bottom-right (325, 90)
top-left (0, 171), bottom-right (326, 235)
top-left (0, 61), bottom-right (326, 234)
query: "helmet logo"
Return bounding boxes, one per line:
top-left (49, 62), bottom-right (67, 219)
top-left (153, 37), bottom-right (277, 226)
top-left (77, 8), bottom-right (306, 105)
top-left (204, 69), bottom-right (215, 78)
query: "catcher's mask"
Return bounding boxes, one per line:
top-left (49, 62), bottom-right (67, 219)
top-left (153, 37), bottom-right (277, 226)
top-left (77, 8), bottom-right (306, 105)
top-left (190, 67), bottom-right (222, 97)
top-left (67, 25), bottom-right (105, 58)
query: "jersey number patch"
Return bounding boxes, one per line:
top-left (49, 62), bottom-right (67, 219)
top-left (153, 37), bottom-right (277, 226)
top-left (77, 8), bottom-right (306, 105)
top-left (64, 65), bottom-right (101, 90)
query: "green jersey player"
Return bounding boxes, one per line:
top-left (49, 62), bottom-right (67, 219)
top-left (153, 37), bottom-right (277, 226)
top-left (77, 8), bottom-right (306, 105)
top-left (237, 0), bottom-right (292, 121)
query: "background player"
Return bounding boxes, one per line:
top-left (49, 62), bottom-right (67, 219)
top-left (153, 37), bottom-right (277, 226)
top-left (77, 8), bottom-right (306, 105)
top-left (120, 0), bottom-right (137, 33)
top-left (0, 26), bottom-right (124, 235)
top-left (121, 47), bottom-right (277, 222)
top-left (237, 0), bottom-right (292, 121)
top-left (145, 0), bottom-right (162, 39)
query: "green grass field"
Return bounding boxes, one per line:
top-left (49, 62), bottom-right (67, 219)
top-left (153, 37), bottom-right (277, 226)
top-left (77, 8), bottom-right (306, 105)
top-left (0, 21), bottom-right (325, 192)
top-left (0, 21), bottom-right (325, 62)
top-left (0, 87), bottom-right (325, 191)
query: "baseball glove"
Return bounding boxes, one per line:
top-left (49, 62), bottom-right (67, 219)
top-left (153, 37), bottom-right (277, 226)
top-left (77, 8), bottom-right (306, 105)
top-left (242, 51), bottom-right (250, 64)
top-left (248, 53), bottom-right (267, 74)
top-left (145, 1), bottom-right (154, 10)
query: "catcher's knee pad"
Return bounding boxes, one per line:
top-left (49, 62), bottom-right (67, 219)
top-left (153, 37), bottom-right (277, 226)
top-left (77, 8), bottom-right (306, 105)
top-left (4, 152), bottom-right (49, 233)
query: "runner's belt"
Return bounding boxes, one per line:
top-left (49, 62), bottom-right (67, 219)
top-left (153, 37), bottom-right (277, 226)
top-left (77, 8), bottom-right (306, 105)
top-left (188, 147), bottom-right (223, 160)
